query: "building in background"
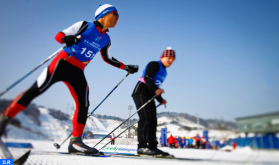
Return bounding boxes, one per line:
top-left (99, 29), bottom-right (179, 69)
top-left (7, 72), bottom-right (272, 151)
top-left (228, 111), bottom-right (279, 149)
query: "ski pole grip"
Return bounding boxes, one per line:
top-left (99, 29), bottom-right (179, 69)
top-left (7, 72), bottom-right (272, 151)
top-left (127, 65), bottom-right (138, 75)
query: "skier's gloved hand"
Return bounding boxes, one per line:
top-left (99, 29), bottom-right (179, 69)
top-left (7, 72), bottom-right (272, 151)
top-left (124, 65), bottom-right (139, 74)
top-left (160, 99), bottom-right (167, 105)
top-left (155, 88), bottom-right (164, 96)
top-left (61, 35), bottom-right (80, 47)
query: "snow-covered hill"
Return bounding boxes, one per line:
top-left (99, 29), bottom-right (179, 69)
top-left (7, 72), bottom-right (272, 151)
top-left (4, 107), bottom-right (236, 142)
top-left (156, 115), bottom-right (235, 140)
top-left (5, 107), bottom-right (137, 141)
top-left (5, 107), bottom-right (107, 140)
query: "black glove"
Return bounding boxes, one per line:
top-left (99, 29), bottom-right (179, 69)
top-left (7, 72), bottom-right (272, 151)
top-left (61, 35), bottom-right (80, 47)
top-left (124, 65), bottom-right (139, 74)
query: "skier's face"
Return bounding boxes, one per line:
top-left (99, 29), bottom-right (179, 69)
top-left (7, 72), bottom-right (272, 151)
top-left (103, 12), bottom-right (119, 28)
top-left (161, 57), bottom-right (175, 67)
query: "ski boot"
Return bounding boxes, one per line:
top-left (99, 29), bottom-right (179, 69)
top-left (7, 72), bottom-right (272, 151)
top-left (137, 148), bottom-right (149, 154)
top-left (137, 144), bottom-right (149, 154)
top-left (0, 114), bottom-right (11, 137)
top-left (138, 147), bottom-right (170, 156)
top-left (68, 136), bottom-right (99, 154)
top-left (153, 148), bottom-right (170, 156)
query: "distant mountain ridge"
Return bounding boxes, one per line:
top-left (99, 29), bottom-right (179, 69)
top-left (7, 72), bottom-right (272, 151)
top-left (0, 99), bottom-right (41, 127)
top-left (157, 112), bottom-right (236, 130)
top-left (0, 99), bottom-right (236, 131)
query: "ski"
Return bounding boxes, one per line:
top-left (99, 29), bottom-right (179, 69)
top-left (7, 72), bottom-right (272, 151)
top-left (105, 152), bottom-right (205, 161)
top-left (13, 150), bottom-right (31, 165)
top-left (33, 151), bottom-right (110, 158)
top-left (0, 138), bottom-right (31, 165)
top-left (67, 152), bottom-right (175, 159)
top-left (150, 154), bottom-right (175, 159)
top-left (32, 150), bottom-right (204, 161)
top-left (66, 151), bottom-right (110, 157)
top-left (107, 153), bottom-right (176, 159)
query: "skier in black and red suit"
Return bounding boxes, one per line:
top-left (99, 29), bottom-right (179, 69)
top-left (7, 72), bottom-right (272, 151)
top-left (0, 4), bottom-right (138, 154)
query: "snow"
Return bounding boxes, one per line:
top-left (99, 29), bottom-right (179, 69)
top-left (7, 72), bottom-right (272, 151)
top-left (3, 140), bottom-right (279, 165)
top-left (3, 107), bottom-right (279, 164)
top-left (157, 116), bottom-right (234, 140)
top-left (99, 119), bottom-right (126, 135)
top-left (6, 107), bottom-right (112, 141)
top-left (84, 116), bottom-right (108, 134)
top-left (6, 107), bottom-right (140, 141)
top-left (5, 107), bottom-right (237, 143)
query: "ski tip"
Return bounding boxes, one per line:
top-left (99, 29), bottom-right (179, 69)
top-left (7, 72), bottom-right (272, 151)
top-left (99, 151), bottom-right (104, 155)
top-left (68, 151), bottom-right (110, 157)
top-left (155, 154), bottom-right (175, 158)
top-left (13, 150), bottom-right (31, 165)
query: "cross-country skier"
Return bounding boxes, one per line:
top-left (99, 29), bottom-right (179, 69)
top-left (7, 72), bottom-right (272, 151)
top-left (0, 4), bottom-right (138, 154)
top-left (132, 47), bottom-right (175, 156)
top-left (110, 133), bottom-right (115, 145)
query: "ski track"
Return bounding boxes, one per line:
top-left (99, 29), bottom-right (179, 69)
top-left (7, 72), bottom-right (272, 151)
top-left (3, 141), bottom-right (279, 165)
top-left (22, 151), bottom-right (279, 165)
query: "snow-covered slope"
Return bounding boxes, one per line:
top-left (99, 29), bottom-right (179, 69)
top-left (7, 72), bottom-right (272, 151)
top-left (7, 107), bottom-right (69, 140)
top-left (6, 107), bottom-right (111, 140)
top-left (5, 107), bottom-right (236, 142)
top-left (156, 115), bottom-right (235, 140)
top-left (5, 107), bottom-right (137, 141)
top-left (156, 115), bottom-right (204, 137)
top-left (158, 115), bottom-right (205, 129)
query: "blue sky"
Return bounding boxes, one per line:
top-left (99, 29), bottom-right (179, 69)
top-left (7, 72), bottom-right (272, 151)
top-left (0, 0), bottom-right (278, 122)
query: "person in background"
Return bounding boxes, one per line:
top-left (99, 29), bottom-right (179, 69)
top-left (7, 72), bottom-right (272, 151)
top-left (168, 134), bottom-right (175, 149)
top-left (132, 47), bottom-right (175, 156)
top-left (220, 139), bottom-right (225, 148)
top-left (194, 134), bottom-right (201, 149)
top-left (206, 140), bottom-right (211, 149)
top-left (159, 136), bottom-right (163, 147)
top-left (213, 140), bottom-right (220, 150)
top-left (188, 137), bottom-right (194, 148)
top-left (176, 136), bottom-right (181, 148)
top-left (232, 141), bottom-right (237, 149)
top-left (174, 136), bottom-right (178, 148)
top-left (183, 136), bottom-right (188, 148)
top-left (82, 133), bottom-right (86, 139)
top-left (201, 136), bottom-right (206, 149)
top-left (110, 133), bottom-right (115, 145)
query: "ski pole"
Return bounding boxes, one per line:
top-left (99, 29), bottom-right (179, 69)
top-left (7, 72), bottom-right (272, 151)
top-left (0, 48), bottom-right (63, 98)
top-left (86, 68), bottom-right (137, 118)
top-left (93, 95), bottom-right (157, 148)
top-left (99, 119), bottom-right (138, 151)
top-left (0, 25), bottom-right (89, 98)
top-left (99, 103), bottom-right (162, 151)
top-left (156, 104), bottom-right (162, 108)
top-left (53, 70), bottom-right (136, 149)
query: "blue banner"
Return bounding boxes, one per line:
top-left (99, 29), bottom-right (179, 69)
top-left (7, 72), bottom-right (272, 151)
top-left (161, 128), bottom-right (167, 146)
top-left (203, 130), bottom-right (209, 142)
top-left (0, 159), bottom-right (13, 165)
top-left (5, 142), bottom-right (33, 149)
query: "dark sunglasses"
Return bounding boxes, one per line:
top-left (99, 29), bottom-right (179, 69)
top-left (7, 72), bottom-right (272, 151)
top-left (113, 12), bottom-right (119, 18)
